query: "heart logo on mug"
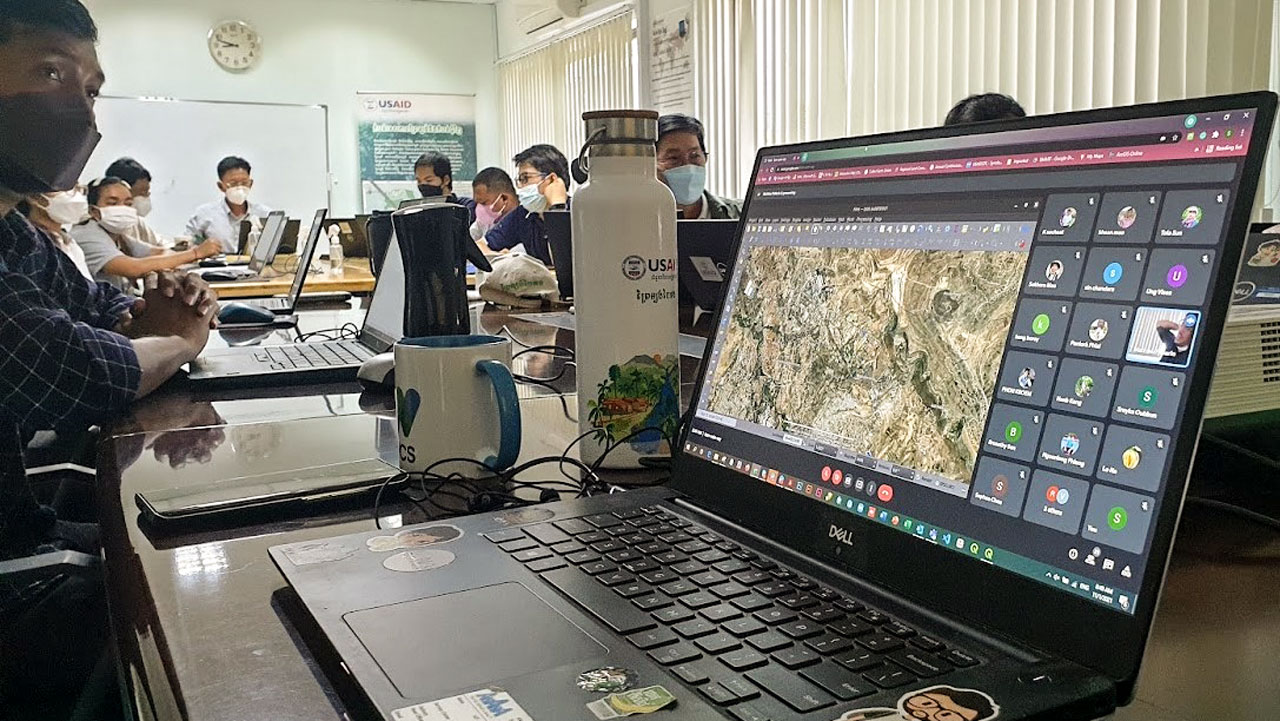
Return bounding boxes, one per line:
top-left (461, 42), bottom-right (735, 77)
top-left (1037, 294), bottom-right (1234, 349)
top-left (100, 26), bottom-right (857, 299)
top-left (397, 387), bottom-right (422, 436)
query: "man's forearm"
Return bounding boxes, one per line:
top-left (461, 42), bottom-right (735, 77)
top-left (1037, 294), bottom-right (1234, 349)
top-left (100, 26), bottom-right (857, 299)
top-left (132, 336), bottom-right (197, 398)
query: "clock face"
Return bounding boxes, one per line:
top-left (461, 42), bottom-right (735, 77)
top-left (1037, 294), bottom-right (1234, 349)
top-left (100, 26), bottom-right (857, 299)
top-left (208, 21), bottom-right (261, 71)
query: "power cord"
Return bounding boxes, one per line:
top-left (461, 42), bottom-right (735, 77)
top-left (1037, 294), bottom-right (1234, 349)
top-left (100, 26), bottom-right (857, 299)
top-left (1185, 496), bottom-right (1280, 532)
top-left (296, 323), bottom-right (361, 343)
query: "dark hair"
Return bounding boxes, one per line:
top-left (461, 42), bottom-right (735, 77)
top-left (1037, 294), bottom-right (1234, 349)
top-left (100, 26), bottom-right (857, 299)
top-left (944, 93), bottom-right (1026, 126)
top-left (414, 151), bottom-right (452, 181)
top-left (216, 156), bottom-right (251, 180)
top-left (86, 176), bottom-right (127, 206)
top-left (925, 688), bottom-right (997, 718)
top-left (104, 157), bottom-right (151, 186)
top-left (472, 166), bottom-right (516, 197)
top-left (513, 144), bottom-right (571, 191)
top-left (0, 0), bottom-right (97, 45)
top-left (657, 113), bottom-right (707, 153)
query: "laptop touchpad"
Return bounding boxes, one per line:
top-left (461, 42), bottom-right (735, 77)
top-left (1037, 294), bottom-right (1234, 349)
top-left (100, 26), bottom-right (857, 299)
top-left (343, 583), bottom-right (606, 698)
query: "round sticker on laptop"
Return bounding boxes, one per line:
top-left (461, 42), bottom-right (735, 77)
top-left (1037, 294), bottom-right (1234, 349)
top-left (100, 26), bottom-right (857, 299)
top-left (394, 524), bottom-right (463, 548)
top-left (576, 666), bottom-right (637, 694)
top-left (366, 535), bottom-right (401, 553)
top-left (382, 549), bottom-right (456, 573)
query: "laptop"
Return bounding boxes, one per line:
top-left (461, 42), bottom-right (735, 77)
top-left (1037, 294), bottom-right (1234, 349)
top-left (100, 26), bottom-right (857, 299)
top-left (188, 221), bottom-right (406, 387)
top-left (270, 93), bottom-right (1275, 721)
top-left (678, 219), bottom-right (740, 323)
top-left (199, 210), bottom-right (288, 281)
top-left (239, 215), bottom-right (301, 255)
top-left (544, 209), bottom-right (574, 299)
top-left (245, 209), bottom-right (328, 314)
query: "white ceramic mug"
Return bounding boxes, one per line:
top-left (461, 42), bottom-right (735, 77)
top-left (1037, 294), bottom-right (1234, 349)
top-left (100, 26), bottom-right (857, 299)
top-left (393, 335), bottom-right (521, 474)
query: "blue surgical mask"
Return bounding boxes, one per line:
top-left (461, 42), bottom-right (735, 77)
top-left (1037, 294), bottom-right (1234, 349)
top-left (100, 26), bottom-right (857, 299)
top-left (663, 164), bottom-right (706, 206)
top-left (517, 183), bottom-right (548, 214)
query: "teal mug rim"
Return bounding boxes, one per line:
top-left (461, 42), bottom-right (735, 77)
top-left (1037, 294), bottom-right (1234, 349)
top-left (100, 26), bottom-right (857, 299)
top-left (397, 334), bottom-right (508, 349)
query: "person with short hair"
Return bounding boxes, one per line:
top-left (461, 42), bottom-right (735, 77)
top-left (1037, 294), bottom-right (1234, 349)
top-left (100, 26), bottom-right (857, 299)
top-left (482, 144), bottom-right (572, 265)
top-left (414, 150), bottom-right (476, 221)
top-left (71, 177), bottom-right (220, 292)
top-left (17, 190), bottom-right (93, 279)
top-left (944, 93), bottom-right (1027, 125)
top-left (184, 155), bottom-right (272, 253)
top-left (469, 166), bottom-right (517, 243)
top-left (656, 113), bottom-right (741, 220)
top-left (104, 156), bottom-right (152, 215)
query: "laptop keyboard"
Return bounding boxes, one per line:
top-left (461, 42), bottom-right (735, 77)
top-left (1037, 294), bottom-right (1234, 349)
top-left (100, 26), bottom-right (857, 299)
top-left (252, 341), bottom-right (374, 370)
top-left (486, 505), bottom-right (982, 718)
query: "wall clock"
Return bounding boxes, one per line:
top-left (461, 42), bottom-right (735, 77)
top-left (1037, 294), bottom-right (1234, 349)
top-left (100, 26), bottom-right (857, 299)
top-left (208, 20), bottom-right (262, 72)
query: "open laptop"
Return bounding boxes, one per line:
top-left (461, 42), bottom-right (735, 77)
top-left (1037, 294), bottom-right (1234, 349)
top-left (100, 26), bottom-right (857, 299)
top-left (239, 215), bottom-right (301, 255)
top-left (678, 219), bottom-right (739, 323)
top-left (244, 209), bottom-right (327, 314)
top-left (198, 210), bottom-right (288, 281)
top-left (188, 222), bottom-right (406, 387)
top-left (271, 93), bottom-right (1275, 721)
top-left (544, 209), bottom-right (574, 299)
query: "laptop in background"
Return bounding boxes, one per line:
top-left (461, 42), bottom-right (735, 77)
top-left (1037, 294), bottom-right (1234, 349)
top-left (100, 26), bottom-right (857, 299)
top-left (198, 210), bottom-right (288, 281)
top-left (543, 209), bottom-right (574, 300)
top-left (678, 219), bottom-right (739, 324)
top-left (271, 92), bottom-right (1275, 721)
top-left (188, 223), bottom-right (406, 387)
top-left (239, 216), bottom-right (300, 254)
top-left (243, 209), bottom-right (327, 314)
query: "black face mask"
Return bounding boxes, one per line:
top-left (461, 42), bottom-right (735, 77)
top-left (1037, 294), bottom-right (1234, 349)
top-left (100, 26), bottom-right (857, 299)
top-left (418, 183), bottom-right (444, 198)
top-left (0, 91), bottom-right (101, 194)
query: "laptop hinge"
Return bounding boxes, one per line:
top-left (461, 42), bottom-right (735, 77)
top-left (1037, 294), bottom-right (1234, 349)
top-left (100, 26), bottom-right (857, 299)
top-left (669, 496), bottom-right (1043, 664)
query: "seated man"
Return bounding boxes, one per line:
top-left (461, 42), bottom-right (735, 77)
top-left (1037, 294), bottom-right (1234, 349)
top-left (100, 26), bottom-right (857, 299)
top-left (104, 156), bottom-right (153, 217)
top-left (185, 155), bottom-right (272, 253)
top-left (656, 113), bottom-right (742, 220)
top-left (469, 166), bottom-right (517, 243)
top-left (482, 144), bottom-right (571, 265)
top-left (414, 150), bottom-right (476, 221)
top-left (0, 1), bottom-right (217, 703)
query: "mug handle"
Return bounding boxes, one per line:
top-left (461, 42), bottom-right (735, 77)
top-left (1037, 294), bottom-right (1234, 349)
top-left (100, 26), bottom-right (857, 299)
top-left (475, 359), bottom-right (522, 470)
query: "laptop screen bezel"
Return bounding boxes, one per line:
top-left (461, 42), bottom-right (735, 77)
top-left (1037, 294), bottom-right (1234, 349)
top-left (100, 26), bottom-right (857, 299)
top-left (246, 211), bottom-right (288, 274)
top-left (286, 209), bottom-right (328, 304)
top-left (671, 91), bottom-right (1276, 694)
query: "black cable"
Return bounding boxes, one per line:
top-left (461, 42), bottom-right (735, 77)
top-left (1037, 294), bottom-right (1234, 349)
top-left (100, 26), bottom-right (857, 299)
top-left (513, 345), bottom-right (575, 361)
top-left (296, 323), bottom-right (360, 343)
top-left (1186, 497), bottom-right (1280, 532)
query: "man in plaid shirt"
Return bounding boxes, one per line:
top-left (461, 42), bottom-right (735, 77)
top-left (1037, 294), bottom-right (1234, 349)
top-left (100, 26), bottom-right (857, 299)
top-left (1, 1), bottom-right (219, 707)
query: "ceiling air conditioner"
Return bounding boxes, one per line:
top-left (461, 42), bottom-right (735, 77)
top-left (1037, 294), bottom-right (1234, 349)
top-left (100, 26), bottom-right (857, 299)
top-left (515, 0), bottom-right (585, 36)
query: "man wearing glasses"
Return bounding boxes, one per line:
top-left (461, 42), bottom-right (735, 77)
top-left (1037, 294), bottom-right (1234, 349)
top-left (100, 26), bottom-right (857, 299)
top-left (656, 113), bottom-right (741, 220)
top-left (482, 143), bottom-right (571, 265)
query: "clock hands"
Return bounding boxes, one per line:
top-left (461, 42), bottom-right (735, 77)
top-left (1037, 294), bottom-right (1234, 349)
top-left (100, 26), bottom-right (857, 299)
top-left (217, 39), bottom-right (241, 49)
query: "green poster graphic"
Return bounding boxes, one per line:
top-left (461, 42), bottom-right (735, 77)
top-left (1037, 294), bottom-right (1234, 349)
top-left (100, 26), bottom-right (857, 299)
top-left (357, 93), bottom-right (476, 212)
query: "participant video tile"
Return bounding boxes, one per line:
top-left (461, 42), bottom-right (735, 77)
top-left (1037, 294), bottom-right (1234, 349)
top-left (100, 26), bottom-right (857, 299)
top-left (1140, 248), bottom-right (1215, 306)
top-left (1064, 303), bottom-right (1134, 360)
top-left (1051, 358), bottom-right (1119, 417)
top-left (1096, 426), bottom-right (1171, 493)
top-left (1039, 193), bottom-right (1100, 243)
top-left (1024, 470), bottom-right (1091, 535)
top-left (1009, 298), bottom-right (1072, 352)
top-left (982, 403), bottom-right (1045, 462)
top-left (1155, 189), bottom-right (1229, 245)
top-left (995, 351), bottom-right (1059, 406)
top-left (970, 456), bottom-right (1031, 518)
top-left (1079, 247), bottom-right (1146, 302)
top-left (1081, 484), bottom-right (1156, 555)
top-left (1124, 307), bottom-right (1201, 369)
top-left (1024, 245), bottom-right (1085, 297)
top-left (1111, 366), bottom-right (1185, 430)
top-left (1094, 191), bottom-right (1162, 244)
top-left (1036, 413), bottom-right (1105, 476)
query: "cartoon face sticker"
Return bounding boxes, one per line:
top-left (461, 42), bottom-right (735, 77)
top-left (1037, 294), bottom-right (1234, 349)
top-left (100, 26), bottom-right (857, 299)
top-left (831, 685), bottom-right (1000, 721)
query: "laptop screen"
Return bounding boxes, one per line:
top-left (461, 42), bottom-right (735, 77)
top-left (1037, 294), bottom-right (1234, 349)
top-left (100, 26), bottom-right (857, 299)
top-left (688, 106), bottom-right (1264, 616)
top-left (286, 209), bottom-right (328, 303)
top-left (359, 226), bottom-right (405, 352)
top-left (247, 211), bottom-right (287, 273)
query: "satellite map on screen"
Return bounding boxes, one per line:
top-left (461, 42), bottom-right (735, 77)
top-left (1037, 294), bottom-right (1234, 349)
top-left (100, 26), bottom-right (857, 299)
top-left (705, 244), bottom-right (1027, 484)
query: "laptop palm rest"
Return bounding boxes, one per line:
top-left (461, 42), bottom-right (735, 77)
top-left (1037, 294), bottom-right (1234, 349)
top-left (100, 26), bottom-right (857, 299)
top-left (342, 583), bottom-right (606, 699)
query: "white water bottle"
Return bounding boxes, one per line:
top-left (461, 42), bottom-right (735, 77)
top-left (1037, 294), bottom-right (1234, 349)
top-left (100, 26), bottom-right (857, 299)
top-left (328, 226), bottom-right (345, 276)
top-left (572, 110), bottom-right (680, 468)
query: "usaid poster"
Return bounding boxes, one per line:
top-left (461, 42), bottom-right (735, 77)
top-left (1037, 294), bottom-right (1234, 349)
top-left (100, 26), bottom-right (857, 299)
top-left (357, 93), bottom-right (477, 212)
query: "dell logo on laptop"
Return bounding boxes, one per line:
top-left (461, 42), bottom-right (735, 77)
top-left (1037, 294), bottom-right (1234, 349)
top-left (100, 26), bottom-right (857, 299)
top-left (829, 525), bottom-right (855, 546)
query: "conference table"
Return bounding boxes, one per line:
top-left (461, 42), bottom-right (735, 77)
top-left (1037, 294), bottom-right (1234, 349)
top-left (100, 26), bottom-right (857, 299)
top-left (205, 257), bottom-right (377, 299)
top-left (96, 305), bottom-right (1279, 721)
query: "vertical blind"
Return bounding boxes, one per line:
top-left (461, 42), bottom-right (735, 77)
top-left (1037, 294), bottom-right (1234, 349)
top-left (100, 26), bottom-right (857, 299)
top-left (498, 12), bottom-right (637, 171)
top-left (694, 0), bottom-right (1274, 200)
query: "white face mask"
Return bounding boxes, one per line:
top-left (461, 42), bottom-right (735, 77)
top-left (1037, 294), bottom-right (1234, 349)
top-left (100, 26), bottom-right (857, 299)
top-left (224, 185), bottom-right (251, 205)
top-left (97, 205), bottom-right (139, 235)
top-left (517, 183), bottom-right (548, 214)
top-left (133, 195), bottom-right (153, 217)
top-left (42, 191), bottom-right (89, 226)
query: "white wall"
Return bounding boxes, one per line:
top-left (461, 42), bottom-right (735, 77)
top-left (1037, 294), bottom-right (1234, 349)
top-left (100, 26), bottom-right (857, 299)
top-left (82, 0), bottom-right (498, 218)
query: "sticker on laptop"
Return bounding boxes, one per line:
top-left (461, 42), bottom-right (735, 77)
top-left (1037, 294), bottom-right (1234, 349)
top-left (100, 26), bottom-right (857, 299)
top-left (279, 540), bottom-right (357, 566)
top-left (491, 508), bottom-right (555, 527)
top-left (576, 666), bottom-right (637, 693)
top-left (383, 549), bottom-right (456, 573)
top-left (391, 687), bottom-right (534, 721)
top-left (586, 685), bottom-right (676, 719)
top-left (688, 255), bottom-right (724, 283)
top-left (366, 524), bottom-right (464, 553)
top-left (831, 685), bottom-right (1000, 721)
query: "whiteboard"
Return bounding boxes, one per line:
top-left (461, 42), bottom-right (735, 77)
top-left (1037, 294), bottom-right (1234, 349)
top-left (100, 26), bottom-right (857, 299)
top-left (83, 97), bottom-right (331, 238)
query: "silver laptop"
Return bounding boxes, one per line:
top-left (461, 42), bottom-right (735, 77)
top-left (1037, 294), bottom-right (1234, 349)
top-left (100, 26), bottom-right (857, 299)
top-left (197, 210), bottom-right (288, 280)
top-left (245, 209), bottom-right (328, 313)
top-left (188, 226), bottom-right (406, 387)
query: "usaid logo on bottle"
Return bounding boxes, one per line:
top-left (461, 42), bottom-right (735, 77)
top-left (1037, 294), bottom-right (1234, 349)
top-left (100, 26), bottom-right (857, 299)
top-left (621, 255), bottom-right (676, 281)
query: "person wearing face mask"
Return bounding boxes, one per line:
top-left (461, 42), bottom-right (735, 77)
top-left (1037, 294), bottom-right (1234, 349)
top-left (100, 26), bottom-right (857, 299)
top-left (482, 144), bottom-right (571, 265)
top-left (105, 156), bottom-right (153, 215)
top-left (17, 189), bottom-right (92, 279)
top-left (0, 2), bottom-right (221, 708)
top-left (655, 114), bottom-right (741, 220)
top-left (414, 150), bottom-right (476, 221)
top-left (469, 166), bottom-right (517, 245)
top-left (71, 177), bottom-right (220, 292)
top-left (185, 155), bottom-right (272, 253)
